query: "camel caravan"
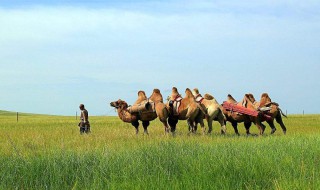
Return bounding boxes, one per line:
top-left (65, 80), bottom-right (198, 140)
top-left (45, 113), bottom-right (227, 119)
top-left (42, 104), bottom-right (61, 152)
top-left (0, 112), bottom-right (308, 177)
top-left (110, 87), bottom-right (287, 136)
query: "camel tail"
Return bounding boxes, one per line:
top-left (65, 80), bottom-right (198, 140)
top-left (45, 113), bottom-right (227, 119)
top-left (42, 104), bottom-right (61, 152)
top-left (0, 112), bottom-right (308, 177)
top-left (278, 108), bottom-right (287, 118)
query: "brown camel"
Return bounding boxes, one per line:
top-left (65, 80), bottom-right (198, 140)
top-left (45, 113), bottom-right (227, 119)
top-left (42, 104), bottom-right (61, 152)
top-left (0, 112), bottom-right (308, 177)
top-left (110, 89), bottom-right (169, 135)
top-left (222, 94), bottom-right (253, 135)
top-left (167, 87), bottom-right (201, 133)
top-left (192, 88), bottom-right (226, 134)
top-left (247, 93), bottom-right (287, 134)
top-left (237, 94), bottom-right (266, 135)
top-left (148, 89), bottom-right (170, 133)
top-left (223, 94), bottom-right (267, 135)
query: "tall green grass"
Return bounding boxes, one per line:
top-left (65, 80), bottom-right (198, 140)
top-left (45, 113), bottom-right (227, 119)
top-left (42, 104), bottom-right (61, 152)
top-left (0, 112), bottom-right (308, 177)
top-left (0, 113), bottom-right (319, 189)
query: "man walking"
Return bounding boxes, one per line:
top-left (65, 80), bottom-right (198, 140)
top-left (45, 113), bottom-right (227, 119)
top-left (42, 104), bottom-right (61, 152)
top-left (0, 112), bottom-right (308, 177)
top-left (78, 104), bottom-right (90, 134)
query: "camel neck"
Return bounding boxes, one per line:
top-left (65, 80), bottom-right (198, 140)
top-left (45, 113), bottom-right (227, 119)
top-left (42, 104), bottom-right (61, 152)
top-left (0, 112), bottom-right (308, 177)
top-left (117, 108), bottom-right (134, 123)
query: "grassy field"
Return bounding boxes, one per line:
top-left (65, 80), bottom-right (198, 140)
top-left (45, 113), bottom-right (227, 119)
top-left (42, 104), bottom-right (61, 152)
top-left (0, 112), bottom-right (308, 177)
top-left (0, 110), bottom-right (320, 189)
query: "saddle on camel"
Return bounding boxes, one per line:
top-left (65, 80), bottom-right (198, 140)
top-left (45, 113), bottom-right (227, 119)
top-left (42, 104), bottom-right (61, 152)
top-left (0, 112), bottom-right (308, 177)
top-left (127, 91), bottom-right (156, 114)
top-left (192, 88), bottom-right (226, 134)
top-left (110, 89), bottom-right (169, 135)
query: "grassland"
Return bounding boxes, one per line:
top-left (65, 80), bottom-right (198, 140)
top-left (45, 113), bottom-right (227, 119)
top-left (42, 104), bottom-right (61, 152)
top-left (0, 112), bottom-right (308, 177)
top-left (0, 110), bottom-right (320, 189)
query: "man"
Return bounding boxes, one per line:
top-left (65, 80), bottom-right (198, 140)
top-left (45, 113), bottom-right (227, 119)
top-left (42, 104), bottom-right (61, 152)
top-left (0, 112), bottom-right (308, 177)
top-left (78, 104), bottom-right (90, 134)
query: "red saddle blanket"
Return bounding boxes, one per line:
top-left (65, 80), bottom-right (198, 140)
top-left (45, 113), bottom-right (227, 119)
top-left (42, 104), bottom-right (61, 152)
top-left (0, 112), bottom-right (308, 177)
top-left (222, 101), bottom-right (273, 121)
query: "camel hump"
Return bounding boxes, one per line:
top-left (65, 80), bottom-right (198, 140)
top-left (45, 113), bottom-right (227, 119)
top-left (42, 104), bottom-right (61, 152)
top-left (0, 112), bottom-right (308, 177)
top-left (261, 93), bottom-right (271, 101)
top-left (149, 88), bottom-right (163, 102)
top-left (204, 93), bottom-right (214, 100)
top-left (227, 94), bottom-right (237, 102)
top-left (260, 92), bottom-right (272, 107)
top-left (185, 88), bottom-right (194, 99)
top-left (134, 90), bottom-right (148, 104)
top-left (137, 90), bottom-right (147, 98)
top-left (172, 87), bottom-right (178, 93)
top-left (153, 89), bottom-right (160, 93)
top-left (192, 88), bottom-right (200, 95)
top-left (247, 93), bottom-right (256, 102)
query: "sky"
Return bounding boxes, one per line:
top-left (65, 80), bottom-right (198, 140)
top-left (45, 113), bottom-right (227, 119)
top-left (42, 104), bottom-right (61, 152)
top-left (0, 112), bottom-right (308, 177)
top-left (0, 0), bottom-right (319, 116)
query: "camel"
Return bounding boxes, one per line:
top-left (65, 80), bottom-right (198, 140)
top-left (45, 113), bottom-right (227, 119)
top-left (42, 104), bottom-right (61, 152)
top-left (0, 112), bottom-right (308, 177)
top-left (223, 94), bottom-right (267, 135)
top-left (222, 94), bottom-right (253, 135)
top-left (167, 87), bottom-right (201, 133)
top-left (110, 89), bottom-right (169, 135)
top-left (237, 94), bottom-right (267, 135)
top-left (148, 89), bottom-right (170, 133)
top-left (247, 93), bottom-right (287, 134)
top-left (192, 88), bottom-right (226, 134)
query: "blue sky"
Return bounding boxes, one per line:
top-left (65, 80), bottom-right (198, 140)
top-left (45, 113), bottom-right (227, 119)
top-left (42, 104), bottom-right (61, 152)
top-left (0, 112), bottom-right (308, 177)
top-left (1, 0), bottom-right (319, 115)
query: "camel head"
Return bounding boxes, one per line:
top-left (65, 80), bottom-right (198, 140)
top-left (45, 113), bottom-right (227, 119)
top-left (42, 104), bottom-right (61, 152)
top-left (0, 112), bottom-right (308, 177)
top-left (149, 89), bottom-right (163, 102)
top-left (110, 99), bottom-right (128, 110)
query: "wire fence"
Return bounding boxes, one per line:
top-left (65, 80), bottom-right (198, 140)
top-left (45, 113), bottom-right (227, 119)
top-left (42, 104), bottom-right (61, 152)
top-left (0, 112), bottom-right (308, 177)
top-left (0, 109), bottom-right (312, 123)
top-left (0, 109), bottom-right (118, 122)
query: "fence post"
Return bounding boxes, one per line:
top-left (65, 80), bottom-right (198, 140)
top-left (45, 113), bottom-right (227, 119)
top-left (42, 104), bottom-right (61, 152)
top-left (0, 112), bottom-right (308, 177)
top-left (17, 112), bottom-right (18, 122)
top-left (76, 111), bottom-right (77, 120)
top-left (286, 110), bottom-right (287, 116)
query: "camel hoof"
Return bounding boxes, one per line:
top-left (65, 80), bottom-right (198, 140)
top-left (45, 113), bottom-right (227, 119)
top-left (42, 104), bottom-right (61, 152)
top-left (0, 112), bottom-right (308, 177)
top-left (271, 128), bottom-right (276, 134)
top-left (283, 130), bottom-right (287, 135)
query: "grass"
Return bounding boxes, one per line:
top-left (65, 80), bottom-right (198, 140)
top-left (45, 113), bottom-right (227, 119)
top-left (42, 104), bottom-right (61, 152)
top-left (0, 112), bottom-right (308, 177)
top-left (0, 111), bottom-right (320, 189)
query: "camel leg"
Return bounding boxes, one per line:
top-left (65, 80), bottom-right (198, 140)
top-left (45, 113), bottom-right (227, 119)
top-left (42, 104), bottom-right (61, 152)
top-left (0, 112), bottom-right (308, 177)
top-left (195, 113), bottom-right (205, 134)
top-left (217, 112), bottom-right (226, 135)
top-left (168, 117), bottom-right (178, 133)
top-left (157, 106), bottom-right (170, 134)
top-left (187, 120), bottom-right (194, 133)
top-left (232, 122), bottom-right (240, 136)
top-left (267, 120), bottom-right (277, 134)
top-left (276, 114), bottom-right (287, 135)
top-left (207, 118), bottom-right (213, 134)
top-left (131, 121), bottom-right (139, 135)
top-left (244, 122), bottom-right (252, 136)
top-left (142, 121), bottom-right (149, 135)
top-left (257, 122), bottom-right (266, 135)
top-left (199, 119), bottom-right (205, 134)
top-left (162, 120), bottom-right (170, 134)
top-left (262, 123), bottom-right (267, 134)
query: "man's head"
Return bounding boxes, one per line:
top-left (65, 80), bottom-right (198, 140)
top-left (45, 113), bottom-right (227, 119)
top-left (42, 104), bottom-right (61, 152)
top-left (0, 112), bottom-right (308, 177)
top-left (79, 104), bottom-right (85, 110)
